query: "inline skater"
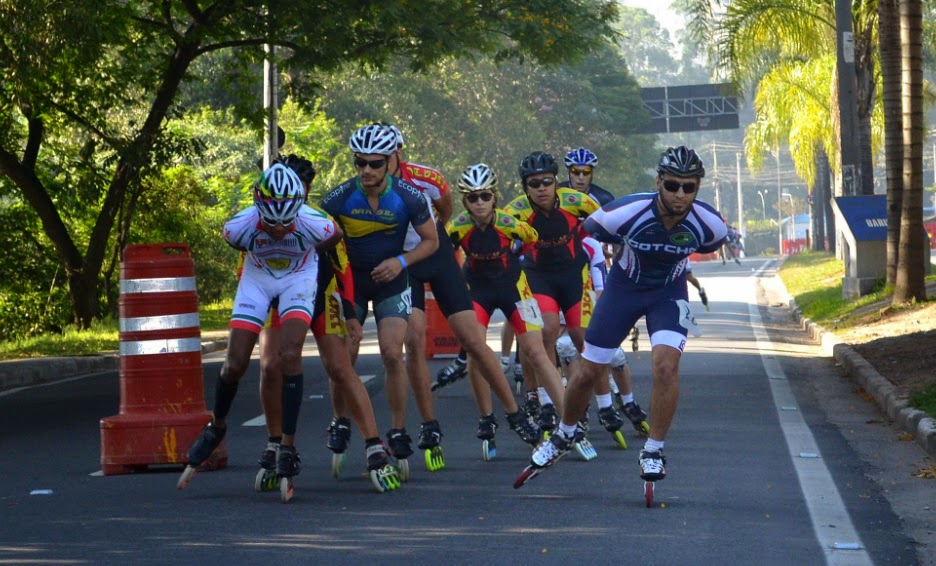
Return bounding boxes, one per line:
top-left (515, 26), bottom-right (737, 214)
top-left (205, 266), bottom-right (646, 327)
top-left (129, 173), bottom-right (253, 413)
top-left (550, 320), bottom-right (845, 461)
top-left (320, 125), bottom-right (439, 480)
top-left (381, 125), bottom-right (540, 469)
top-left (503, 151), bottom-right (601, 435)
top-left (516, 146), bottom-right (727, 505)
top-left (446, 163), bottom-right (564, 459)
top-left (559, 147), bottom-right (615, 206)
top-left (721, 224), bottom-right (743, 265)
top-left (178, 164), bottom-right (343, 503)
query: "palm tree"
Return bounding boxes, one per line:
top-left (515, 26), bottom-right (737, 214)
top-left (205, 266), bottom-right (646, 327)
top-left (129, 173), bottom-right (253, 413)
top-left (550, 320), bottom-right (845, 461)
top-left (879, 0), bottom-right (903, 286)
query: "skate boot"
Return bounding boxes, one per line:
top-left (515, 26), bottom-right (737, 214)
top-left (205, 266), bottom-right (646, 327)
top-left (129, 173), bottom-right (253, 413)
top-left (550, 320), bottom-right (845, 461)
top-left (366, 444), bottom-right (401, 493)
top-left (254, 441), bottom-right (280, 492)
top-left (432, 358), bottom-right (467, 391)
top-left (506, 409), bottom-right (541, 446)
top-left (630, 327), bottom-right (639, 352)
top-left (698, 288), bottom-right (710, 312)
top-left (513, 362), bottom-right (524, 395)
top-left (573, 416), bottom-right (597, 461)
top-left (523, 393), bottom-right (540, 421)
top-left (622, 401), bottom-right (651, 435)
top-left (639, 449), bottom-right (666, 508)
top-left (499, 355), bottom-right (512, 375)
top-left (513, 430), bottom-right (573, 488)
top-left (476, 413), bottom-right (498, 461)
top-left (386, 428), bottom-right (413, 482)
top-left (276, 445), bottom-right (301, 503)
top-left (536, 403), bottom-right (558, 437)
top-left (598, 405), bottom-right (628, 449)
top-left (326, 416), bottom-right (352, 478)
top-left (735, 256), bottom-right (742, 266)
top-left (417, 420), bottom-right (445, 472)
top-left (177, 423), bottom-right (226, 490)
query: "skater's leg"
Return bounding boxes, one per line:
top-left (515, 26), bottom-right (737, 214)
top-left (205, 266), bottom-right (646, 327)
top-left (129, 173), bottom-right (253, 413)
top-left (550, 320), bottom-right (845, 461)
top-left (449, 310), bottom-right (520, 414)
top-left (318, 331), bottom-right (379, 439)
top-left (277, 318), bottom-right (311, 447)
top-left (501, 324), bottom-right (515, 358)
top-left (404, 307), bottom-right (438, 422)
top-left (560, 357), bottom-right (605, 432)
top-left (517, 330), bottom-right (563, 414)
top-left (467, 359), bottom-right (494, 416)
top-left (646, 344), bottom-right (681, 443)
top-left (213, 327), bottom-right (260, 428)
top-left (258, 325), bottom-right (283, 441)
top-left (378, 317), bottom-right (409, 429)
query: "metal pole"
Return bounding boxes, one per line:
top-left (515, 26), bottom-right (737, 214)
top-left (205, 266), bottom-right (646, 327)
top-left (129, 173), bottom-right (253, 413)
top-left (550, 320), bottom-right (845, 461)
top-left (777, 149), bottom-right (783, 255)
top-left (835, 0), bottom-right (861, 195)
top-left (262, 43), bottom-right (279, 170)
top-left (736, 153), bottom-right (743, 235)
top-left (712, 143), bottom-right (720, 212)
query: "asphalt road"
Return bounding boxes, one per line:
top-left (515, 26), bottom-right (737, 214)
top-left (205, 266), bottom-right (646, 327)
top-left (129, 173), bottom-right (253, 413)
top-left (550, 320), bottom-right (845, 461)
top-left (1, 259), bottom-right (932, 565)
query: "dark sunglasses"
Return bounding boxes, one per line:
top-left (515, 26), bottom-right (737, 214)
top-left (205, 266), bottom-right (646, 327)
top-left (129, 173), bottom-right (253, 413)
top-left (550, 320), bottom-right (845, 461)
top-left (465, 192), bottom-right (494, 204)
top-left (661, 179), bottom-right (698, 194)
top-left (569, 167), bottom-right (592, 176)
top-left (260, 215), bottom-right (294, 228)
top-left (526, 177), bottom-right (555, 189)
top-left (354, 156), bottom-right (387, 170)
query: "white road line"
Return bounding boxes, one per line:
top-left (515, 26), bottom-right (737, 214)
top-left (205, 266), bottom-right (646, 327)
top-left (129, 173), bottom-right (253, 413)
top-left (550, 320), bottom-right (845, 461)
top-left (748, 270), bottom-right (872, 566)
top-left (0, 372), bottom-right (109, 398)
top-left (242, 414), bottom-right (266, 427)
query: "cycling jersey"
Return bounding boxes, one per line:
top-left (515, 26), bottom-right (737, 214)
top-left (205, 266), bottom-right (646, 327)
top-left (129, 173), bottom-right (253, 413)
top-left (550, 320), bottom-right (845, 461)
top-left (446, 210), bottom-right (538, 280)
top-left (399, 161), bottom-right (449, 252)
top-left (584, 192), bottom-right (727, 288)
top-left (558, 181), bottom-right (615, 206)
top-left (503, 188), bottom-right (600, 272)
top-left (311, 240), bottom-right (355, 338)
top-left (320, 175), bottom-right (431, 272)
top-left (581, 236), bottom-right (608, 292)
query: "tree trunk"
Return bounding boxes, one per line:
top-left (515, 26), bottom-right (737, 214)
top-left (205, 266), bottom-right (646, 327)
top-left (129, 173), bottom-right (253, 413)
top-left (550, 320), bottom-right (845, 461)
top-left (819, 150), bottom-right (836, 253)
top-left (879, 0), bottom-right (904, 286)
top-left (854, 17), bottom-right (878, 196)
top-left (894, 0), bottom-right (926, 304)
top-left (811, 147), bottom-right (828, 251)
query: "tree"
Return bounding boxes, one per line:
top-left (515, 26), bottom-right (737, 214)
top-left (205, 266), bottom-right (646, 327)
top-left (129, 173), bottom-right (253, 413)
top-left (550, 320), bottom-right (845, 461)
top-left (879, 0), bottom-right (904, 286)
top-left (0, 0), bottom-right (619, 328)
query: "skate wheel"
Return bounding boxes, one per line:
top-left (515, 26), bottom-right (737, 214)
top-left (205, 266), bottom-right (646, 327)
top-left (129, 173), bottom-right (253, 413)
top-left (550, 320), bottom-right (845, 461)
top-left (513, 465), bottom-right (539, 489)
top-left (482, 439), bottom-right (496, 461)
top-left (176, 465), bottom-right (197, 490)
top-left (644, 481), bottom-right (655, 508)
top-left (280, 477), bottom-right (294, 503)
top-left (254, 468), bottom-right (277, 492)
top-left (637, 421), bottom-right (651, 436)
top-left (515, 381), bottom-right (522, 396)
top-left (331, 452), bottom-right (346, 479)
top-left (613, 430), bottom-right (627, 450)
top-left (425, 446), bottom-right (445, 472)
top-left (370, 465), bottom-right (401, 493)
top-left (397, 458), bottom-right (410, 482)
top-left (574, 439), bottom-right (598, 461)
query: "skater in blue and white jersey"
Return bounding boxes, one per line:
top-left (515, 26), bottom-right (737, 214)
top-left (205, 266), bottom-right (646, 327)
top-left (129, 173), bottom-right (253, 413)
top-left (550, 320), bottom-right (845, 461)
top-left (517, 145), bottom-right (727, 489)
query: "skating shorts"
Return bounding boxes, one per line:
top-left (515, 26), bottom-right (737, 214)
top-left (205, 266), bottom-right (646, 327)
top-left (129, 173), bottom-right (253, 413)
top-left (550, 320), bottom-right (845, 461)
top-left (468, 270), bottom-right (543, 335)
top-left (352, 267), bottom-right (411, 324)
top-left (230, 265), bottom-right (318, 335)
top-left (526, 263), bottom-right (595, 329)
top-left (311, 262), bottom-right (346, 338)
top-left (408, 224), bottom-right (474, 316)
top-left (582, 265), bottom-right (690, 365)
top-left (556, 334), bottom-right (626, 368)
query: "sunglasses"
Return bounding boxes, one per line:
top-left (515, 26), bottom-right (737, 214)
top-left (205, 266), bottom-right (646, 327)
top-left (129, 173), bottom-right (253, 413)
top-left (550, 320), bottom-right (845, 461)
top-left (569, 167), bottom-right (592, 176)
top-left (526, 177), bottom-right (555, 189)
top-left (465, 192), bottom-right (494, 204)
top-left (661, 179), bottom-right (698, 194)
top-left (260, 215), bottom-right (294, 228)
top-left (354, 156), bottom-right (387, 170)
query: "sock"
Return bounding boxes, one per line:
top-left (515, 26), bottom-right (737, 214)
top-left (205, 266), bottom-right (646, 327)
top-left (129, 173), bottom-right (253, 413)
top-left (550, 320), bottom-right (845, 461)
top-left (643, 438), bottom-right (665, 453)
top-left (537, 388), bottom-right (553, 406)
top-left (558, 421), bottom-right (577, 439)
top-left (213, 377), bottom-right (239, 421)
top-left (457, 349), bottom-right (467, 365)
top-left (365, 437), bottom-right (382, 447)
top-left (268, 436), bottom-right (282, 444)
top-left (595, 393), bottom-right (613, 409)
top-left (619, 392), bottom-right (634, 404)
top-left (281, 374), bottom-right (303, 436)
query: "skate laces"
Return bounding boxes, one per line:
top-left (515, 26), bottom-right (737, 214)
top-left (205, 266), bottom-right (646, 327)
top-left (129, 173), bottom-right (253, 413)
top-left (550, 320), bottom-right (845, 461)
top-left (639, 450), bottom-right (665, 473)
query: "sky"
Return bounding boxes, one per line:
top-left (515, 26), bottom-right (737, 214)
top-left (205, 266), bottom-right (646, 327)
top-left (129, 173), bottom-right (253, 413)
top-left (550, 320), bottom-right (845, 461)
top-left (618, 0), bottom-right (685, 42)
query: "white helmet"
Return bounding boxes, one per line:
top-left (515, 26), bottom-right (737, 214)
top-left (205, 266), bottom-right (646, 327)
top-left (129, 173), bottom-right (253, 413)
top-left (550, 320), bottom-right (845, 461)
top-left (349, 124), bottom-right (398, 156)
top-left (253, 164), bottom-right (306, 226)
top-left (457, 163), bottom-right (498, 194)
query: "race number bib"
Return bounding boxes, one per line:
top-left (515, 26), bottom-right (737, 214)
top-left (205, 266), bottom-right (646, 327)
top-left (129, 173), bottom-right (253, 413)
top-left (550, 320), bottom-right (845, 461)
top-left (516, 297), bottom-right (544, 327)
top-left (676, 299), bottom-right (702, 337)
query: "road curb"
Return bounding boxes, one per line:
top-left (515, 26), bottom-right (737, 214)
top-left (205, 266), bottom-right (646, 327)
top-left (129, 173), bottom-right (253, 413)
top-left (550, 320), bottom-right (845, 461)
top-left (0, 338), bottom-right (228, 393)
top-left (790, 298), bottom-right (936, 459)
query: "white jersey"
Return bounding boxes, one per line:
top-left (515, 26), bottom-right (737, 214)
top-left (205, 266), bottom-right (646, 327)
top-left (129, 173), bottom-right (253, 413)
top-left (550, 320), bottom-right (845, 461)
top-left (581, 236), bottom-right (608, 292)
top-left (224, 204), bottom-right (338, 279)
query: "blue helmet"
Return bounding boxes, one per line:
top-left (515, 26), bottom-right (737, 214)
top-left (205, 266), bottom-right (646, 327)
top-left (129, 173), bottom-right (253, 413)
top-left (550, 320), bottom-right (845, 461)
top-left (564, 147), bottom-right (598, 168)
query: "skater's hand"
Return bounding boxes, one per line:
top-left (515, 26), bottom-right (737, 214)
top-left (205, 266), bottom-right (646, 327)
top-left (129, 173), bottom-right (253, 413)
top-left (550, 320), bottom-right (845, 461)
top-left (346, 319), bottom-right (363, 344)
top-left (371, 257), bottom-right (404, 284)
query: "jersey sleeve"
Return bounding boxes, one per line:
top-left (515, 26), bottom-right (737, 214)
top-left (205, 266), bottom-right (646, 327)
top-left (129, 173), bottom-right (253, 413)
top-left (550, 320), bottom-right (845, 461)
top-left (223, 207), bottom-right (259, 251)
top-left (499, 212), bottom-right (538, 244)
top-left (446, 213), bottom-right (472, 248)
top-left (693, 201), bottom-right (729, 254)
top-left (398, 180), bottom-right (433, 227)
top-left (503, 195), bottom-right (532, 222)
top-left (557, 188), bottom-right (601, 219)
top-left (298, 205), bottom-right (340, 245)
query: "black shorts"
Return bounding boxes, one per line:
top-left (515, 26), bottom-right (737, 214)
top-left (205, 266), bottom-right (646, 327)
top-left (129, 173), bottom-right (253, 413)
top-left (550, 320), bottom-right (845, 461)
top-left (408, 224), bottom-right (473, 316)
top-left (352, 268), bottom-right (411, 324)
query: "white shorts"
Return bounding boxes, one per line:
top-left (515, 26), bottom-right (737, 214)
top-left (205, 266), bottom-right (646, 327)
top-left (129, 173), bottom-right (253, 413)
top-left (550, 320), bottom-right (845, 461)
top-left (231, 265), bottom-right (318, 334)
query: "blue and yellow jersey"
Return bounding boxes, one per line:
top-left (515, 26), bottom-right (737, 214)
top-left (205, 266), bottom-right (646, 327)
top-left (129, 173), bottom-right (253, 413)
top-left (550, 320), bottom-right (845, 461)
top-left (503, 188), bottom-right (600, 272)
top-left (447, 210), bottom-right (538, 280)
top-left (320, 175), bottom-right (431, 272)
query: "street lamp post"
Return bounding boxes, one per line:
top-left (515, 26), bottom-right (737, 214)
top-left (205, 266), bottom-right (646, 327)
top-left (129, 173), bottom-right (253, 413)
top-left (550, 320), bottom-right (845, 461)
top-left (782, 192), bottom-right (794, 251)
top-left (757, 190), bottom-right (767, 219)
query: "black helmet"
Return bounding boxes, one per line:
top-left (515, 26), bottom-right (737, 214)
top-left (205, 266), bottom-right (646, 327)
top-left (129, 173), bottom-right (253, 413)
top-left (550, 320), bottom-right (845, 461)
top-left (518, 151), bottom-right (559, 181)
top-left (275, 154), bottom-right (316, 185)
top-left (657, 146), bottom-right (705, 178)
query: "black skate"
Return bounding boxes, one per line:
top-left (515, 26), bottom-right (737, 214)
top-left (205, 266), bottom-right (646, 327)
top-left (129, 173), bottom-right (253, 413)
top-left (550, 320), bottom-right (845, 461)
top-left (639, 449), bottom-right (666, 508)
top-left (276, 445), bottom-right (301, 503)
top-left (386, 428), bottom-right (413, 482)
top-left (506, 409), bottom-right (541, 446)
top-left (177, 423), bottom-right (226, 490)
top-left (513, 430), bottom-right (572, 488)
top-left (598, 405), bottom-right (628, 449)
top-left (418, 420), bottom-right (445, 472)
top-left (432, 358), bottom-right (467, 391)
top-left (326, 416), bottom-right (351, 478)
top-left (477, 413), bottom-right (498, 461)
top-left (630, 327), bottom-right (639, 352)
top-left (573, 417), bottom-right (597, 461)
top-left (366, 444), bottom-right (402, 493)
top-left (536, 403), bottom-right (558, 437)
top-left (523, 394), bottom-right (540, 421)
top-left (254, 442), bottom-right (279, 492)
top-left (698, 289), bottom-right (710, 311)
top-left (622, 401), bottom-right (651, 435)
top-left (512, 362), bottom-right (524, 395)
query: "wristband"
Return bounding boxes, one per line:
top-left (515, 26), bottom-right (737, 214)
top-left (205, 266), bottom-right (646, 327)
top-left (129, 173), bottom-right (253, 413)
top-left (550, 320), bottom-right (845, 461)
top-left (397, 255), bottom-right (407, 269)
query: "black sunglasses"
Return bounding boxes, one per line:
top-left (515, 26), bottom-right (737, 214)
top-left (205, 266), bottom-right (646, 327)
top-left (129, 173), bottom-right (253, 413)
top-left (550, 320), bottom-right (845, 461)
top-left (661, 179), bottom-right (698, 194)
top-left (465, 192), bottom-right (494, 204)
top-left (526, 177), bottom-right (555, 189)
top-left (354, 156), bottom-right (387, 170)
top-left (260, 214), bottom-right (295, 228)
